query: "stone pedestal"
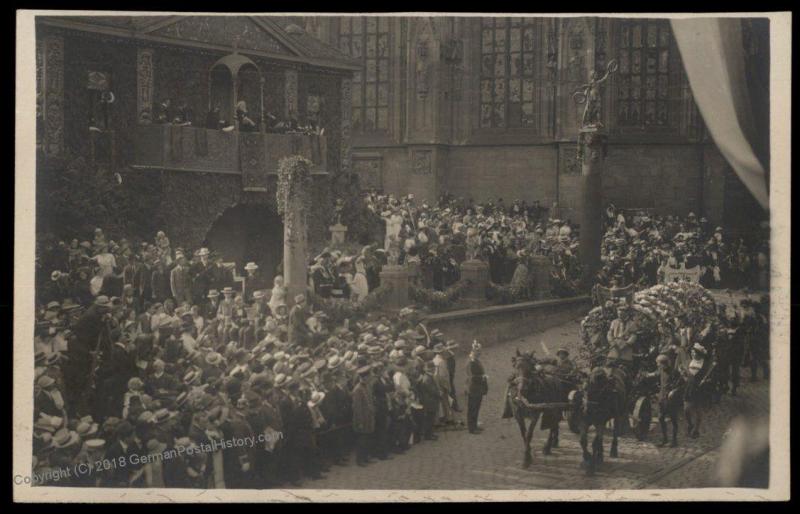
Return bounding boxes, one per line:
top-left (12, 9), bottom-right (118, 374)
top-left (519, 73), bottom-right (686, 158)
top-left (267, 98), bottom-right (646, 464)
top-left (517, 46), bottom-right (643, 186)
top-left (379, 265), bottom-right (410, 310)
top-left (329, 223), bottom-right (348, 245)
top-left (459, 259), bottom-right (489, 301)
top-left (577, 127), bottom-right (607, 287)
top-left (283, 199), bottom-right (309, 306)
top-left (531, 255), bottom-right (553, 300)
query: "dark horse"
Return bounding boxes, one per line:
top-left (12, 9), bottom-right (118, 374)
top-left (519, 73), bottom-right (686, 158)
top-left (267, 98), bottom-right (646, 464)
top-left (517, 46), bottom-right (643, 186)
top-left (568, 365), bottom-right (628, 475)
top-left (503, 350), bottom-right (575, 468)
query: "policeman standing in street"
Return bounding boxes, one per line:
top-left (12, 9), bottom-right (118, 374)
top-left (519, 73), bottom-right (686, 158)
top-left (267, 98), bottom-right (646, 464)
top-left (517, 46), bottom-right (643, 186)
top-left (465, 341), bottom-right (487, 434)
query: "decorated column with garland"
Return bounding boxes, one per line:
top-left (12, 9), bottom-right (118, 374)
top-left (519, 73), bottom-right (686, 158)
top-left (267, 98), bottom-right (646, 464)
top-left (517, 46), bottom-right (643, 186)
top-left (277, 155), bottom-right (313, 305)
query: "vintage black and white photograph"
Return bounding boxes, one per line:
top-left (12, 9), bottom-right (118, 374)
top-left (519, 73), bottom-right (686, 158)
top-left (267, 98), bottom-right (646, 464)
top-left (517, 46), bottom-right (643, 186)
top-left (14, 11), bottom-right (790, 502)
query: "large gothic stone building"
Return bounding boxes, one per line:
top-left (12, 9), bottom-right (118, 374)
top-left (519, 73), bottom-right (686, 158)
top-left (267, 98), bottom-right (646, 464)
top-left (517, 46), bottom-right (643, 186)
top-left (298, 15), bottom-right (768, 232)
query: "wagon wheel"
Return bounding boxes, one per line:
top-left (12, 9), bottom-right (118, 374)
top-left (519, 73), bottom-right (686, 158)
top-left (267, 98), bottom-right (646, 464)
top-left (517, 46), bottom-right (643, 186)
top-left (630, 395), bottom-right (652, 441)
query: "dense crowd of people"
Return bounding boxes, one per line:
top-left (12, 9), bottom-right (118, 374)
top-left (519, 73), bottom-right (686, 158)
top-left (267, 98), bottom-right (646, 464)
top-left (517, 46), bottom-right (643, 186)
top-left (365, 192), bottom-right (581, 297)
top-left (31, 197), bottom-right (770, 488)
top-left (597, 205), bottom-right (769, 291)
top-left (33, 227), bottom-right (493, 487)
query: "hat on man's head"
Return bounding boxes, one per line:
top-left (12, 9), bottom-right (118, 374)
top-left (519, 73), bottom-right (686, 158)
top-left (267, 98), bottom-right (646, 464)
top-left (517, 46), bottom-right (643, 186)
top-left (198, 247), bottom-right (210, 256)
top-left (244, 262), bottom-right (259, 271)
top-left (37, 375), bottom-right (56, 389)
top-left (95, 296), bottom-right (111, 307)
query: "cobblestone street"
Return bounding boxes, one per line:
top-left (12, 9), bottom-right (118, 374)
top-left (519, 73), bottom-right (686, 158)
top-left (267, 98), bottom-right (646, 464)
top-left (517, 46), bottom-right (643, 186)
top-left (303, 316), bottom-right (770, 490)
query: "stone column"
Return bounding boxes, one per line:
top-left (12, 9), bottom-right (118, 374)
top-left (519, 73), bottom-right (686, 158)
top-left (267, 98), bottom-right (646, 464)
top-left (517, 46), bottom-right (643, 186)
top-left (459, 259), bottom-right (489, 301)
top-left (340, 76), bottom-right (353, 173)
top-left (283, 195), bottom-right (309, 306)
top-left (379, 265), bottom-right (410, 310)
top-left (577, 126), bottom-right (607, 287)
top-left (530, 255), bottom-right (553, 300)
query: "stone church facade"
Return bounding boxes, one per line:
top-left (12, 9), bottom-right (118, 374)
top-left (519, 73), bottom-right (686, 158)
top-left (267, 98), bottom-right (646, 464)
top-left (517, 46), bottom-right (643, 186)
top-left (298, 16), bottom-right (766, 233)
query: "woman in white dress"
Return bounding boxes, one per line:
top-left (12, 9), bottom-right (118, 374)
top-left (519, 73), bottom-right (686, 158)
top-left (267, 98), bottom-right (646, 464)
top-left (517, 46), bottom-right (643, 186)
top-left (348, 258), bottom-right (370, 303)
top-left (383, 210), bottom-right (404, 251)
top-left (268, 275), bottom-right (287, 314)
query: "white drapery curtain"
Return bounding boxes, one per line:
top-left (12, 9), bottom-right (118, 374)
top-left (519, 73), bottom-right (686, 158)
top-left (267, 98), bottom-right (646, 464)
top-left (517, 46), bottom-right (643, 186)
top-left (671, 18), bottom-right (769, 209)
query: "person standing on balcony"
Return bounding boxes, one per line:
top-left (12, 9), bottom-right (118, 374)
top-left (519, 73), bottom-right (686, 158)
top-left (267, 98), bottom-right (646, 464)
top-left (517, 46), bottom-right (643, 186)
top-left (155, 98), bottom-right (172, 124)
top-left (206, 104), bottom-right (225, 130)
top-left (173, 100), bottom-right (193, 126)
top-left (236, 101), bottom-right (257, 132)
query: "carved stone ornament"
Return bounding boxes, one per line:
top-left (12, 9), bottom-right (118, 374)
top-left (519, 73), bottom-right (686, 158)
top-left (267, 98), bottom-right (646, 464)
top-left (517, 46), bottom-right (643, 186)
top-left (43, 35), bottom-right (64, 158)
top-left (412, 150), bottom-right (432, 175)
top-left (137, 49), bottom-right (154, 124)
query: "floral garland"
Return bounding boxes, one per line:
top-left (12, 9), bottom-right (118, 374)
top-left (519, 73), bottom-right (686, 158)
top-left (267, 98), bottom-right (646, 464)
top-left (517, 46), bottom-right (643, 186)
top-left (409, 280), bottom-right (472, 313)
top-left (485, 281), bottom-right (524, 305)
top-left (308, 286), bottom-right (392, 324)
top-left (276, 156), bottom-right (314, 240)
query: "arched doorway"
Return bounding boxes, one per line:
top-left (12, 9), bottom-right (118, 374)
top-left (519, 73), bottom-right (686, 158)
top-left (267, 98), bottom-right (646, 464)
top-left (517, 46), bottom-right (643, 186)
top-left (203, 204), bottom-right (283, 285)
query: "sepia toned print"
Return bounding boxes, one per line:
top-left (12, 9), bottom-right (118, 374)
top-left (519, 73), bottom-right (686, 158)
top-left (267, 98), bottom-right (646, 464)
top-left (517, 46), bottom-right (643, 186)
top-left (14, 11), bottom-right (790, 502)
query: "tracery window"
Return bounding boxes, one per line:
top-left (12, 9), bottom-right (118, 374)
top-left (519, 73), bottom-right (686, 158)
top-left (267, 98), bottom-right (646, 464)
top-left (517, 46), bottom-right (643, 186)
top-left (479, 17), bottom-right (540, 129)
top-left (615, 19), bottom-right (672, 128)
top-left (339, 17), bottom-right (390, 132)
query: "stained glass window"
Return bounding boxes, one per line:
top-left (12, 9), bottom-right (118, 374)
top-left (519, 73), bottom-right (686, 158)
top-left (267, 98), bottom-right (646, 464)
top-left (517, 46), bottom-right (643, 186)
top-left (479, 17), bottom-right (540, 128)
top-left (339, 17), bottom-right (391, 132)
top-left (616, 19), bottom-right (672, 127)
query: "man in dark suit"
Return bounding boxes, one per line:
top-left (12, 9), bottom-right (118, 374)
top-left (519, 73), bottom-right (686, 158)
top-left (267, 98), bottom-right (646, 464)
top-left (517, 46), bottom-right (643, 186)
top-left (351, 366), bottom-right (375, 466)
top-left (208, 255), bottom-right (230, 291)
top-left (170, 254), bottom-right (192, 305)
top-left (465, 344), bottom-right (487, 434)
top-left (416, 361), bottom-right (440, 441)
top-left (191, 248), bottom-right (213, 306)
top-left (151, 260), bottom-right (170, 304)
top-left (242, 388), bottom-right (283, 487)
top-left (371, 362), bottom-right (393, 460)
top-left (318, 369), bottom-right (351, 465)
top-left (103, 421), bottom-right (144, 487)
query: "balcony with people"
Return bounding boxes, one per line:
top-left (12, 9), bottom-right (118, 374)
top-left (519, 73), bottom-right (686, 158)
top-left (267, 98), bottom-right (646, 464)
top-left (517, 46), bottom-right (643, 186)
top-left (130, 53), bottom-right (328, 179)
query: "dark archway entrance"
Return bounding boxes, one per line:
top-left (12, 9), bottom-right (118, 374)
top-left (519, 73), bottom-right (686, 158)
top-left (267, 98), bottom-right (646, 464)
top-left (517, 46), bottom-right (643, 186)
top-left (204, 204), bottom-right (283, 285)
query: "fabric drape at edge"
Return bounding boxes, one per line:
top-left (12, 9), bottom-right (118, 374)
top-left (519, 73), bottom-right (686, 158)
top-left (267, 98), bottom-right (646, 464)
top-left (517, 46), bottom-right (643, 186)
top-left (671, 18), bottom-right (769, 209)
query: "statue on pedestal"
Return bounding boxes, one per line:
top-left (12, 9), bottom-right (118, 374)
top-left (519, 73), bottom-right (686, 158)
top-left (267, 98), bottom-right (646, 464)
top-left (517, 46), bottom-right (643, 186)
top-left (572, 60), bottom-right (618, 129)
top-left (334, 198), bottom-right (345, 225)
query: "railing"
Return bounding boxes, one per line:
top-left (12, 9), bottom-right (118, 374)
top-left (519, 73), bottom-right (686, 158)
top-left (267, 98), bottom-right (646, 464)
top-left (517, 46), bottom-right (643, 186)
top-left (131, 125), bottom-right (327, 189)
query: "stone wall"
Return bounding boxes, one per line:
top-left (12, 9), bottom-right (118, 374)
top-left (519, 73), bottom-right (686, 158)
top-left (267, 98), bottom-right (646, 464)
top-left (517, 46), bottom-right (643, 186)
top-left (444, 145), bottom-right (559, 206)
top-left (424, 296), bottom-right (592, 351)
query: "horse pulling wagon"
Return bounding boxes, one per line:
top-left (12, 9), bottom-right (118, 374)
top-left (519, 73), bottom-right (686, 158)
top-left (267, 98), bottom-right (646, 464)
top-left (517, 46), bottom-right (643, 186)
top-left (504, 282), bottom-right (721, 475)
